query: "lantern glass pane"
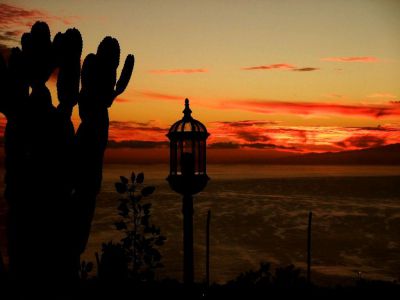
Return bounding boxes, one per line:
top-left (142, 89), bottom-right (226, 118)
top-left (183, 122), bottom-right (192, 132)
top-left (183, 139), bottom-right (193, 154)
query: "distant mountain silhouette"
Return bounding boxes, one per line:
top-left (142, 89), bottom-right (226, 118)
top-left (99, 143), bottom-right (400, 165)
top-left (274, 143), bottom-right (400, 165)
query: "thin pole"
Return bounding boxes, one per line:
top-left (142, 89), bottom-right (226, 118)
top-left (183, 194), bottom-right (194, 285)
top-left (307, 211), bottom-right (312, 285)
top-left (206, 210), bottom-right (211, 287)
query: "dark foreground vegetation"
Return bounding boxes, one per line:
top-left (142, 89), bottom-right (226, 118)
top-left (1, 265), bottom-right (399, 299)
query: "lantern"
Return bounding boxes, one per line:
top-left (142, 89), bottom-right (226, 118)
top-left (167, 98), bottom-right (210, 285)
top-left (167, 98), bottom-right (209, 195)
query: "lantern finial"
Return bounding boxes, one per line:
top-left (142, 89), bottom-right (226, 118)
top-left (183, 98), bottom-right (192, 120)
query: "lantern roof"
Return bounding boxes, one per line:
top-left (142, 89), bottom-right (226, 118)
top-left (167, 99), bottom-right (208, 138)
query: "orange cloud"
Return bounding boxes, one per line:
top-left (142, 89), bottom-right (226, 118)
top-left (214, 120), bottom-right (278, 127)
top-left (321, 56), bottom-right (379, 62)
top-left (242, 64), bottom-right (295, 70)
top-left (138, 90), bottom-right (183, 101)
top-left (292, 67), bottom-right (319, 72)
top-left (367, 93), bottom-right (397, 99)
top-left (241, 64), bottom-right (319, 72)
top-left (149, 68), bottom-right (208, 74)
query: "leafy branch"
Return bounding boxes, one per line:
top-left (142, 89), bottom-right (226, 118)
top-left (108, 171), bottom-right (166, 282)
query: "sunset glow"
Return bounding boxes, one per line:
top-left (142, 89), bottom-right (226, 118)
top-left (1, 0), bottom-right (399, 160)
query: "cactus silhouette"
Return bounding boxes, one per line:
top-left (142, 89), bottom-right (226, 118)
top-left (0, 21), bottom-right (134, 291)
top-left (74, 36), bottom-right (134, 255)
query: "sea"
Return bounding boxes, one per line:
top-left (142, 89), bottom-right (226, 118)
top-left (79, 164), bottom-right (400, 285)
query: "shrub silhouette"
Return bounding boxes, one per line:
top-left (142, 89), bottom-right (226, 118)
top-left (98, 172), bottom-right (165, 282)
top-left (227, 262), bottom-right (306, 289)
top-left (0, 21), bottom-right (134, 289)
top-left (274, 264), bottom-right (306, 289)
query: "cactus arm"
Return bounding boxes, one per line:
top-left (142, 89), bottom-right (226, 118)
top-left (27, 21), bottom-right (54, 87)
top-left (114, 54), bottom-right (135, 98)
top-left (55, 28), bottom-right (83, 117)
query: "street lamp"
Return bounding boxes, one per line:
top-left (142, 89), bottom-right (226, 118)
top-left (167, 98), bottom-right (209, 285)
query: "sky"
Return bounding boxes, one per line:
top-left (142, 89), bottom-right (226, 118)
top-left (0, 0), bottom-right (400, 162)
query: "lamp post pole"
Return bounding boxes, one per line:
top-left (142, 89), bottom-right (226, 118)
top-left (182, 193), bottom-right (194, 285)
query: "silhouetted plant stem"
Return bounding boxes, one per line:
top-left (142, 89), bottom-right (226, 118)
top-left (307, 211), bottom-right (312, 286)
top-left (206, 209), bottom-right (211, 288)
top-left (110, 173), bottom-right (164, 281)
top-left (95, 252), bottom-right (100, 275)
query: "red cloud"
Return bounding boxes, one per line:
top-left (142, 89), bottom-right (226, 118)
top-left (242, 143), bottom-right (295, 150)
top-left (221, 100), bottom-right (400, 118)
top-left (108, 120), bottom-right (168, 142)
top-left (0, 3), bottom-right (80, 44)
top-left (101, 119), bottom-right (400, 152)
top-left (137, 89), bottom-right (400, 119)
top-left (235, 130), bottom-right (270, 142)
top-left (209, 120), bottom-right (304, 151)
top-left (108, 140), bottom-right (168, 149)
top-left (149, 69), bottom-right (208, 74)
top-left (335, 135), bottom-right (386, 149)
top-left (208, 142), bottom-right (240, 149)
top-left (209, 121), bottom-right (400, 153)
top-left (321, 56), bottom-right (379, 62)
top-left (114, 97), bottom-right (131, 103)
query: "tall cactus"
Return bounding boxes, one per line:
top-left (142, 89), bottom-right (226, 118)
top-left (0, 21), bottom-right (134, 291)
top-left (74, 36), bottom-right (134, 254)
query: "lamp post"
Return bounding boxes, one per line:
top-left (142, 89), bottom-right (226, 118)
top-left (167, 98), bottom-right (209, 285)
